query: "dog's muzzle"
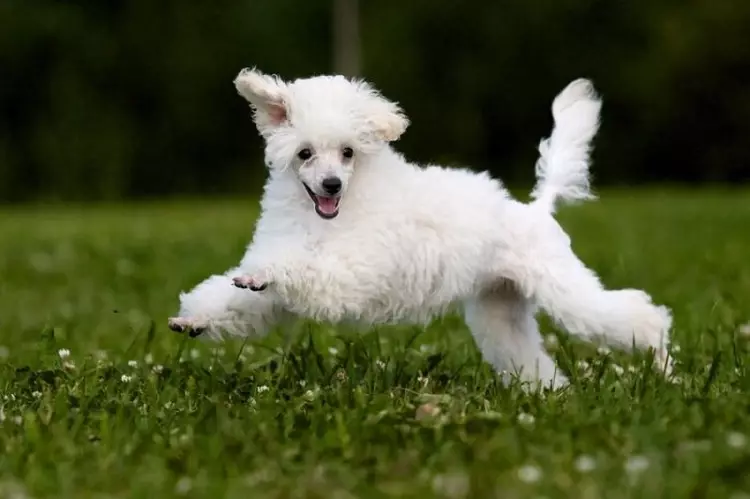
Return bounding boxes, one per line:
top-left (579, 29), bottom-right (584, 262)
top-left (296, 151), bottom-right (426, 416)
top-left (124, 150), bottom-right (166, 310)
top-left (303, 183), bottom-right (341, 219)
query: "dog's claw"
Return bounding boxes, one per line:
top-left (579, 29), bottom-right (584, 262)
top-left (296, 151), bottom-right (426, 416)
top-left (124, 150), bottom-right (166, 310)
top-left (167, 318), bottom-right (185, 332)
top-left (168, 317), bottom-right (204, 337)
top-left (232, 275), bottom-right (268, 291)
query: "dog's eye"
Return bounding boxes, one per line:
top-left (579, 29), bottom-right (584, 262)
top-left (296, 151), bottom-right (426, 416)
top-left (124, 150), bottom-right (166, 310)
top-left (297, 148), bottom-right (313, 161)
top-left (342, 147), bottom-right (354, 159)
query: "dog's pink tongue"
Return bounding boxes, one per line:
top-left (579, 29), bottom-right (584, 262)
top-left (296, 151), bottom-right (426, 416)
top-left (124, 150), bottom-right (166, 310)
top-left (317, 196), bottom-right (338, 214)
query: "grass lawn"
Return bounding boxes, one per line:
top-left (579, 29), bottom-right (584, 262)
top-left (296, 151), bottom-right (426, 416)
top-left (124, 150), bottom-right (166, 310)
top-left (0, 189), bottom-right (749, 498)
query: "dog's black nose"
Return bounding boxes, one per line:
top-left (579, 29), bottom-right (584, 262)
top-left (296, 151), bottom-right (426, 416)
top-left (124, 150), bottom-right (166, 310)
top-left (321, 177), bottom-right (342, 195)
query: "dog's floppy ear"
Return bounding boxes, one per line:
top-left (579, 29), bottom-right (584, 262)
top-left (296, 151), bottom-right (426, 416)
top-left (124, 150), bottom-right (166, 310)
top-left (356, 80), bottom-right (410, 142)
top-left (234, 68), bottom-right (289, 135)
top-left (369, 102), bottom-right (409, 142)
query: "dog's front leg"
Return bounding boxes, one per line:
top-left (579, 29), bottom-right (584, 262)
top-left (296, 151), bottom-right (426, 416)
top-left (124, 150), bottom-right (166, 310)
top-left (232, 248), bottom-right (306, 299)
top-left (231, 258), bottom-right (351, 323)
top-left (231, 261), bottom-right (311, 309)
top-left (232, 273), bottom-right (270, 291)
top-left (168, 266), bottom-right (285, 340)
top-left (231, 263), bottom-right (290, 296)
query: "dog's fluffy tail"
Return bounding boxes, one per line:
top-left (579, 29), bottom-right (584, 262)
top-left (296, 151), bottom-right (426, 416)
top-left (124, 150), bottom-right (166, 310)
top-left (530, 78), bottom-right (602, 214)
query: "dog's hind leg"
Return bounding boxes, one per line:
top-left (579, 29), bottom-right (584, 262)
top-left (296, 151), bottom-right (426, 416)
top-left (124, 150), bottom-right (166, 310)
top-left (169, 267), bottom-right (285, 341)
top-left (464, 282), bottom-right (568, 390)
top-left (509, 225), bottom-right (673, 370)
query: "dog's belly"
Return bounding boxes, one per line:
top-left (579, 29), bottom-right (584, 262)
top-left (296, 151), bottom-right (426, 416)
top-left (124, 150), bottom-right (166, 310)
top-left (277, 240), bottom-right (488, 325)
top-left (282, 280), bottom-right (464, 326)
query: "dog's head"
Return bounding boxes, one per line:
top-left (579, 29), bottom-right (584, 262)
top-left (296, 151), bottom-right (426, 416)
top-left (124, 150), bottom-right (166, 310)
top-left (234, 68), bottom-right (409, 219)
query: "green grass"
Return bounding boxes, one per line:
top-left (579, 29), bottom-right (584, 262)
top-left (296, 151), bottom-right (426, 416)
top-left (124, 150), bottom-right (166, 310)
top-left (1, 189), bottom-right (749, 498)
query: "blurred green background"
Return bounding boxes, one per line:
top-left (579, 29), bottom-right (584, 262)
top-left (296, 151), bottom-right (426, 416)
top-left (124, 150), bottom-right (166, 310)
top-left (1, 0), bottom-right (749, 203)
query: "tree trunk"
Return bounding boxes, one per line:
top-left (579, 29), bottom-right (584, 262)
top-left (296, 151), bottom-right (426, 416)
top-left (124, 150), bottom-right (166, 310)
top-left (332, 0), bottom-right (360, 77)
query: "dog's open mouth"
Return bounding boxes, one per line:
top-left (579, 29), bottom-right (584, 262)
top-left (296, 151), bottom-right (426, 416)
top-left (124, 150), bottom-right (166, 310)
top-left (303, 183), bottom-right (341, 219)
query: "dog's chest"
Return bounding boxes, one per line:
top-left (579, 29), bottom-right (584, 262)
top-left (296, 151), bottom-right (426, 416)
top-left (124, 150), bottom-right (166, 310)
top-left (309, 221), bottom-right (462, 295)
top-left (268, 215), bottom-right (486, 323)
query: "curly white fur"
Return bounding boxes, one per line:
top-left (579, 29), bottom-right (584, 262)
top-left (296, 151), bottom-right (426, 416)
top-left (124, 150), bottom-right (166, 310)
top-left (170, 69), bottom-right (673, 389)
top-left (531, 79), bottom-right (600, 213)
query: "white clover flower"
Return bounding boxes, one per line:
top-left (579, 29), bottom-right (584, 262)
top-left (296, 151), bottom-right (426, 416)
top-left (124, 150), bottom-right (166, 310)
top-left (121, 374), bottom-right (133, 383)
top-left (62, 361), bottom-right (76, 371)
top-left (256, 385), bottom-right (269, 394)
top-left (416, 403), bottom-right (441, 421)
top-left (12, 415), bottom-right (23, 425)
top-left (58, 348), bottom-right (70, 360)
top-left (624, 455), bottom-right (650, 475)
top-left (328, 347), bottom-right (339, 355)
top-left (152, 364), bottom-right (164, 374)
top-left (517, 412), bottom-right (535, 426)
top-left (298, 380), bottom-right (306, 388)
top-left (597, 346), bottom-right (611, 356)
top-left (175, 476), bottom-right (192, 495)
top-left (574, 455), bottom-right (597, 473)
top-left (544, 334), bottom-right (559, 348)
top-left (727, 432), bottom-right (747, 449)
top-left (612, 364), bottom-right (624, 376)
top-left (31, 391), bottom-right (42, 399)
top-left (375, 359), bottom-right (386, 369)
top-left (128, 360), bottom-right (138, 368)
top-left (431, 471), bottom-right (470, 498)
top-left (517, 465), bottom-right (542, 483)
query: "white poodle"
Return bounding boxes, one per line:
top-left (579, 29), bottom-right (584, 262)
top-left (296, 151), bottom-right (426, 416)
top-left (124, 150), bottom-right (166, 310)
top-left (168, 68), bottom-right (673, 389)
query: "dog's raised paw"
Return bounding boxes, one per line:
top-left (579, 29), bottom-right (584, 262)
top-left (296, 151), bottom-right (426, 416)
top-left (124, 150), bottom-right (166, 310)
top-left (168, 317), bottom-right (204, 337)
top-left (232, 275), bottom-right (268, 291)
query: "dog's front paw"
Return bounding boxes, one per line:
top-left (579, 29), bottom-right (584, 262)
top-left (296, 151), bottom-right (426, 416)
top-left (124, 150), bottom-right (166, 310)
top-left (232, 274), bottom-right (269, 292)
top-left (168, 317), bottom-right (205, 337)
